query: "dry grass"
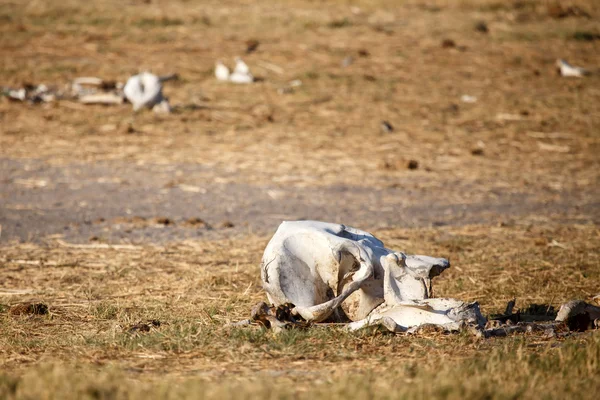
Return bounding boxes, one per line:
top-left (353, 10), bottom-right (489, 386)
top-left (1, 224), bottom-right (599, 398)
top-left (1, 0), bottom-right (600, 398)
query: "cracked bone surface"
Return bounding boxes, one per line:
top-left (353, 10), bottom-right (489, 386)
top-left (261, 220), bottom-right (450, 323)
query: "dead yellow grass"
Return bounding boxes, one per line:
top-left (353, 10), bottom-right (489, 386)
top-left (1, 224), bottom-right (599, 398)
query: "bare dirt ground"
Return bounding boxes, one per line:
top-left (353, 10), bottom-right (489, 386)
top-left (1, 0), bottom-right (599, 398)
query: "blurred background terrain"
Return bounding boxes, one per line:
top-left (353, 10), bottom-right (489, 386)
top-left (1, 0), bottom-right (598, 243)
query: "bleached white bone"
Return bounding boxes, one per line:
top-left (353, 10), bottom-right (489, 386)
top-left (229, 57), bottom-right (254, 83)
top-left (556, 59), bottom-right (588, 78)
top-left (261, 220), bottom-right (450, 323)
top-left (123, 72), bottom-right (165, 111)
top-left (347, 298), bottom-right (485, 332)
top-left (234, 57), bottom-right (250, 75)
top-left (215, 61), bottom-right (230, 81)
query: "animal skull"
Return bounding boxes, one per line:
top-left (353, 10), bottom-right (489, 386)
top-left (261, 221), bottom-right (451, 323)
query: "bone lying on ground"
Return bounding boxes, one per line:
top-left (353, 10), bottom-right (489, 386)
top-left (254, 220), bottom-right (600, 337)
top-left (347, 298), bottom-right (486, 333)
top-left (79, 93), bottom-right (124, 105)
top-left (123, 72), bottom-right (167, 112)
top-left (261, 220), bottom-right (450, 323)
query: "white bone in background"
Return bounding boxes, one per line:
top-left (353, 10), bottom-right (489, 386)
top-left (556, 59), bottom-right (589, 78)
top-left (229, 57), bottom-right (254, 83)
top-left (215, 61), bottom-right (230, 81)
top-left (123, 72), bottom-right (165, 111)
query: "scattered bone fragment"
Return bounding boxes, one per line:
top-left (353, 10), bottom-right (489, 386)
top-left (71, 77), bottom-right (120, 97)
top-left (215, 61), bottom-right (230, 81)
top-left (215, 58), bottom-right (255, 83)
top-left (2, 84), bottom-right (59, 103)
top-left (347, 298), bottom-right (486, 333)
top-left (123, 72), bottom-right (170, 112)
top-left (152, 99), bottom-right (172, 114)
top-left (556, 59), bottom-right (589, 77)
top-left (79, 93), bottom-right (124, 105)
top-left (229, 57), bottom-right (254, 83)
top-left (461, 94), bottom-right (477, 103)
top-left (278, 79), bottom-right (302, 94)
top-left (5, 87), bottom-right (26, 101)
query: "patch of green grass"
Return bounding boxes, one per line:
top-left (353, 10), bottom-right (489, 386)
top-left (327, 18), bottom-right (352, 29)
top-left (134, 17), bottom-right (184, 28)
top-left (572, 31), bottom-right (600, 42)
top-left (91, 302), bottom-right (119, 320)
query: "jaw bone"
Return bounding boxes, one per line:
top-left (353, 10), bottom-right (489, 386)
top-left (347, 298), bottom-right (486, 332)
top-left (347, 255), bottom-right (485, 332)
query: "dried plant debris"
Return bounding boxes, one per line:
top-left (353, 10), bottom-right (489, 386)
top-left (183, 217), bottom-right (209, 228)
top-left (547, 3), bottom-right (592, 19)
top-left (249, 302), bottom-right (309, 333)
top-left (10, 302), bottom-right (49, 316)
top-left (128, 319), bottom-right (161, 334)
top-left (219, 220), bottom-right (235, 229)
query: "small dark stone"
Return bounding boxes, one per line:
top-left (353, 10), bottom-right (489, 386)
top-left (246, 39), bottom-right (260, 53)
top-left (219, 220), bottom-right (235, 228)
top-left (441, 39), bottom-right (456, 48)
top-left (184, 217), bottom-right (208, 227)
top-left (471, 148), bottom-right (484, 156)
top-left (380, 120), bottom-right (394, 133)
top-left (475, 21), bottom-right (488, 33)
top-left (444, 103), bottom-right (460, 114)
top-left (407, 160), bottom-right (419, 170)
top-left (154, 217), bottom-right (171, 225)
